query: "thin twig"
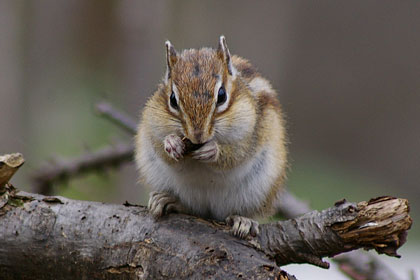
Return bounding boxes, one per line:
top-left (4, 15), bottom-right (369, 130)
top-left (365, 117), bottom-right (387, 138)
top-left (95, 101), bottom-right (137, 134)
top-left (31, 143), bottom-right (134, 195)
top-left (334, 250), bottom-right (403, 280)
top-left (275, 189), bottom-right (311, 218)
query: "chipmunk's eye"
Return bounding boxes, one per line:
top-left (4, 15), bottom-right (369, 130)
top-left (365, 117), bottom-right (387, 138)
top-left (217, 86), bottom-right (227, 106)
top-left (170, 91), bottom-right (178, 109)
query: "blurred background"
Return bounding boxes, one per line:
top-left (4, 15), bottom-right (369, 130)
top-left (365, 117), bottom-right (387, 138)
top-left (1, 1), bottom-right (419, 278)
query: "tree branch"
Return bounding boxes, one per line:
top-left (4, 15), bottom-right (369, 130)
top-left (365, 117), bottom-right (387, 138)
top-left (0, 181), bottom-right (411, 279)
top-left (334, 251), bottom-right (404, 280)
top-left (275, 191), bottom-right (409, 280)
top-left (31, 101), bottom-right (138, 196)
top-left (31, 143), bottom-right (134, 195)
top-left (95, 101), bottom-right (137, 134)
top-left (266, 197), bottom-right (411, 267)
top-left (1, 187), bottom-right (299, 280)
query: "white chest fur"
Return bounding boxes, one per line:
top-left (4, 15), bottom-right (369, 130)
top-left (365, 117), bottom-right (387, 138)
top-left (137, 135), bottom-right (282, 221)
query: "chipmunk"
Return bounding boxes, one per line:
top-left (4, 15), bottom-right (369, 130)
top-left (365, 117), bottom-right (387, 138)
top-left (135, 36), bottom-right (287, 238)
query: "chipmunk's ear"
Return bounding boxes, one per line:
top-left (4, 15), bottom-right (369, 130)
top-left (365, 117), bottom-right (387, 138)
top-left (217, 35), bottom-right (234, 76)
top-left (165, 40), bottom-right (178, 82)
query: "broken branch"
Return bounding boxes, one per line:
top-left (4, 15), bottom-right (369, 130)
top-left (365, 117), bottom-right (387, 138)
top-left (0, 153), bottom-right (24, 190)
top-left (0, 183), bottom-right (411, 279)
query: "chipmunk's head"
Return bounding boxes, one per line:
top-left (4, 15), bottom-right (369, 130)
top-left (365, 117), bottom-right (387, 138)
top-left (162, 36), bottom-right (255, 145)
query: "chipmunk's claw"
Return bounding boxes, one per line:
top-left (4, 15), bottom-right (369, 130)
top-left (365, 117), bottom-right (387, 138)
top-left (226, 215), bottom-right (259, 239)
top-left (148, 191), bottom-right (185, 219)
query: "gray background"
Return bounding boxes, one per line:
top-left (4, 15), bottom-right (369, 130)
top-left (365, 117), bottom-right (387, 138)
top-left (1, 1), bottom-right (419, 277)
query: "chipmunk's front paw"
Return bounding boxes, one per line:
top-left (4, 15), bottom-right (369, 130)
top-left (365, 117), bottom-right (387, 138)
top-left (226, 215), bottom-right (259, 239)
top-left (192, 140), bottom-right (219, 163)
top-left (148, 191), bottom-right (184, 219)
top-left (163, 134), bottom-right (185, 161)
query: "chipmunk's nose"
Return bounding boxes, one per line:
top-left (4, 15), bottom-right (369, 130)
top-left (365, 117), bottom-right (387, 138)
top-left (193, 129), bottom-right (203, 144)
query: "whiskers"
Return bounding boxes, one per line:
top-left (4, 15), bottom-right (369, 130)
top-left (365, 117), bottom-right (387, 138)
top-left (213, 112), bottom-right (252, 143)
top-left (145, 103), bottom-right (181, 125)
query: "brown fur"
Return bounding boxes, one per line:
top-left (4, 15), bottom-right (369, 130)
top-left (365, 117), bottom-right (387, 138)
top-left (137, 40), bottom-right (288, 218)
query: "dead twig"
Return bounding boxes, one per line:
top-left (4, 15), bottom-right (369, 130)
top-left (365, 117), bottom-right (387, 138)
top-left (31, 143), bottom-right (134, 195)
top-left (95, 101), bottom-right (137, 134)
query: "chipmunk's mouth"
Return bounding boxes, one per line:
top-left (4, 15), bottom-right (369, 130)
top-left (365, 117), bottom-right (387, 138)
top-left (182, 136), bottom-right (207, 154)
top-left (181, 136), bottom-right (205, 154)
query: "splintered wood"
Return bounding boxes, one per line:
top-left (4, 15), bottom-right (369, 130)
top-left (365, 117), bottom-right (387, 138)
top-left (332, 196), bottom-right (412, 257)
top-left (0, 153), bottom-right (24, 189)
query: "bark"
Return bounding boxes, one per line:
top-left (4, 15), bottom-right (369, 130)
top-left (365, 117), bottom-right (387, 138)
top-left (0, 187), bottom-right (297, 280)
top-left (0, 185), bottom-right (411, 280)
